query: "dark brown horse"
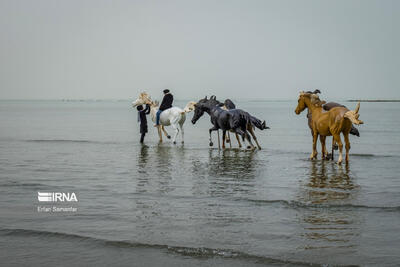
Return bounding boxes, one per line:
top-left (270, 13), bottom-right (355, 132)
top-left (191, 96), bottom-right (268, 149)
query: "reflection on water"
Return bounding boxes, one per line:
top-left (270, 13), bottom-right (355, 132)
top-left (298, 161), bottom-right (361, 250)
top-left (207, 149), bottom-right (258, 179)
top-left (304, 161), bottom-right (357, 204)
top-left (136, 145), bottom-right (150, 193)
top-left (206, 149), bottom-right (259, 198)
top-left (138, 145), bottom-right (149, 169)
top-left (188, 149), bottom-right (260, 198)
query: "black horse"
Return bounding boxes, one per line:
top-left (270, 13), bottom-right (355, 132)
top-left (191, 96), bottom-right (268, 149)
top-left (218, 98), bottom-right (269, 149)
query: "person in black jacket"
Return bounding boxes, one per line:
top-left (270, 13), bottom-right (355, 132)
top-left (137, 104), bottom-right (150, 143)
top-left (155, 89), bottom-right (173, 126)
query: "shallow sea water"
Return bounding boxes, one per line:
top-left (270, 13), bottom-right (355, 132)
top-left (0, 100), bottom-right (399, 266)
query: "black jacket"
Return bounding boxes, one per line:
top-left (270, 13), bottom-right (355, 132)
top-left (138, 104), bottom-right (150, 133)
top-left (159, 93), bottom-right (173, 111)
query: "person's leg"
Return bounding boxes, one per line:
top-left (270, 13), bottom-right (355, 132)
top-left (140, 132), bottom-right (145, 143)
top-left (156, 110), bottom-right (162, 125)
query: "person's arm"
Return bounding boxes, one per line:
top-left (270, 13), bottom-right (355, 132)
top-left (159, 95), bottom-right (167, 110)
top-left (144, 104), bottom-right (151, 114)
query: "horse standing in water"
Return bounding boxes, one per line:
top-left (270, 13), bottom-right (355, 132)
top-left (132, 92), bottom-right (186, 144)
top-left (304, 90), bottom-right (360, 160)
top-left (218, 98), bottom-right (269, 149)
top-left (295, 91), bottom-right (363, 164)
top-left (191, 96), bottom-right (268, 150)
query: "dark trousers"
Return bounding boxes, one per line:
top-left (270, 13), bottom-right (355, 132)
top-left (140, 132), bottom-right (146, 143)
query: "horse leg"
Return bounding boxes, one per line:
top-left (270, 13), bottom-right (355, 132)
top-left (171, 122), bottom-right (179, 144)
top-left (161, 126), bottom-right (171, 139)
top-left (179, 124), bottom-right (184, 144)
top-left (158, 126), bottom-right (163, 143)
top-left (344, 133), bottom-right (350, 163)
top-left (217, 130), bottom-right (221, 150)
top-left (226, 132), bottom-right (230, 143)
top-left (245, 131), bottom-right (256, 150)
top-left (209, 126), bottom-right (218, 146)
top-left (248, 126), bottom-right (261, 149)
top-left (333, 134), bottom-right (343, 164)
top-left (311, 132), bottom-right (318, 160)
top-left (233, 128), bottom-right (246, 149)
top-left (235, 133), bottom-right (242, 148)
top-left (237, 129), bottom-right (255, 150)
top-left (222, 130), bottom-right (226, 149)
top-left (320, 135), bottom-right (326, 160)
top-left (228, 132), bottom-right (232, 148)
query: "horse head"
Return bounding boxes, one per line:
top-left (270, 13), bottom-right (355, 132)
top-left (191, 97), bottom-right (207, 124)
top-left (191, 95), bottom-right (226, 124)
top-left (295, 91), bottom-right (324, 114)
top-left (295, 91), bottom-right (309, 114)
top-left (132, 92), bottom-right (152, 108)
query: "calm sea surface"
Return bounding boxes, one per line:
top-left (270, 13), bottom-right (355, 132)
top-left (0, 100), bottom-right (399, 266)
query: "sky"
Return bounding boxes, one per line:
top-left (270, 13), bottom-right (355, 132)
top-left (0, 0), bottom-right (399, 100)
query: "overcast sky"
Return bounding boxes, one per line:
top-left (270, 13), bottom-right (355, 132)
top-left (0, 0), bottom-right (399, 100)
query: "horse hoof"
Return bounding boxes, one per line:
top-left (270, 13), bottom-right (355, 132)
top-left (167, 135), bottom-right (171, 139)
top-left (173, 141), bottom-right (176, 144)
top-left (226, 139), bottom-right (230, 143)
top-left (334, 144), bottom-right (338, 150)
top-left (209, 142), bottom-right (213, 146)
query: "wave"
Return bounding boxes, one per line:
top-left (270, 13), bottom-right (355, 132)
top-left (266, 149), bottom-right (399, 158)
top-left (25, 139), bottom-right (120, 144)
top-left (0, 181), bottom-right (47, 189)
top-left (240, 198), bottom-right (400, 212)
top-left (0, 228), bottom-right (356, 267)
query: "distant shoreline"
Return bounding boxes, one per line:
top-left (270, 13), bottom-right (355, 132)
top-left (348, 100), bottom-right (400, 102)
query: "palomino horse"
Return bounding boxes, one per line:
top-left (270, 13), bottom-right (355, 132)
top-left (132, 92), bottom-right (186, 144)
top-left (304, 90), bottom-right (360, 160)
top-left (295, 91), bottom-right (363, 164)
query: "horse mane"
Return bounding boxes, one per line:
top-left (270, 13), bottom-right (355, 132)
top-left (310, 94), bottom-right (326, 107)
top-left (183, 101), bottom-right (197, 112)
top-left (223, 99), bottom-right (236, 110)
top-left (306, 89), bottom-right (321, 94)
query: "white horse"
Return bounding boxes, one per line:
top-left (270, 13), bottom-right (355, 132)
top-left (133, 92), bottom-right (192, 144)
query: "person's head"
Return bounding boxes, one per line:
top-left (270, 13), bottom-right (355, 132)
top-left (136, 105), bottom-right (143, 111)
top-left (163, 89), bottom-right (170, 94)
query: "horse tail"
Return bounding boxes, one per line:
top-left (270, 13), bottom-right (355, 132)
top-left (249, 115), bottom-right (269, 130)
top-left (350, 125), bottom-right (360, 137)
top-left (344, 102), bottom-right (363, 125)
